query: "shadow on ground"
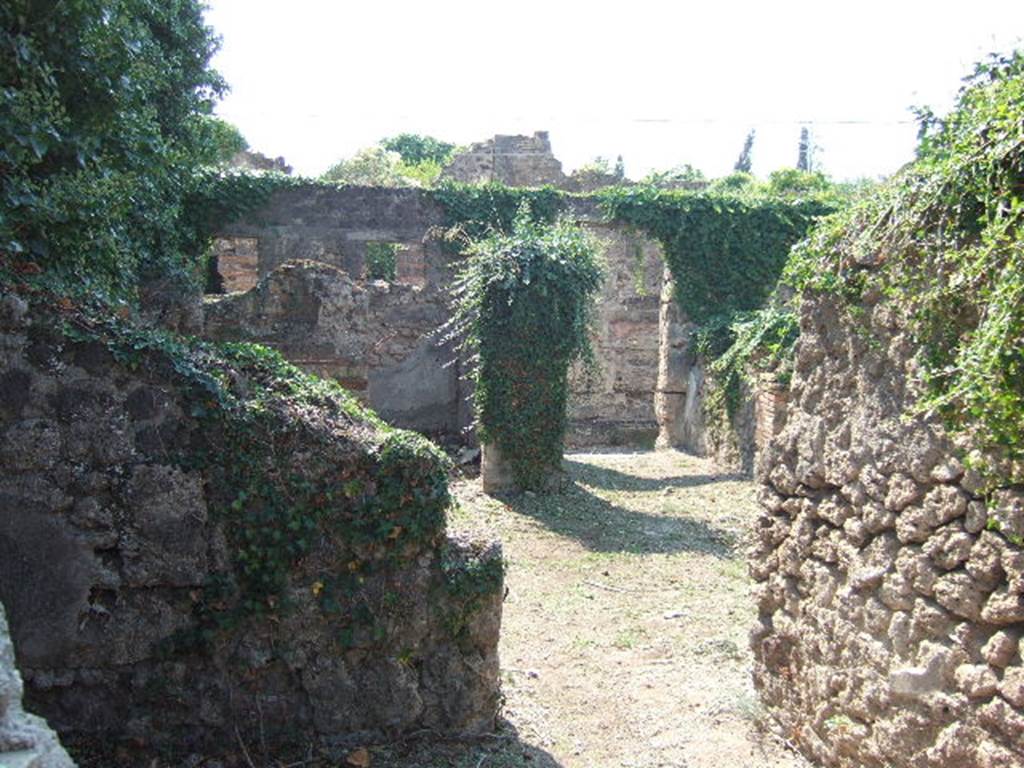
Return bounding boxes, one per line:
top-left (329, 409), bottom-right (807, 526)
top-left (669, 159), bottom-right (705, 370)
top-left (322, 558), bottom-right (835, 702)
top-left (498, 463), bottom-right (738, 557)
top-left (68, 719), bottom-right (561, 768)
top-left (369, 718), bottom-right (563, 768)
top-left (564, 458), bottom-right (745, 493)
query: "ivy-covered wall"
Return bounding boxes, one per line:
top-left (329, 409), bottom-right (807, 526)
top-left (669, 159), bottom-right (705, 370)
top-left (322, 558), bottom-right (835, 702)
top-left (751, 52), bottom-right (1024, 768)
top-left (0, 283), bottom-right (503, 762)
top-left (206, 185), bottom-right (667, 448)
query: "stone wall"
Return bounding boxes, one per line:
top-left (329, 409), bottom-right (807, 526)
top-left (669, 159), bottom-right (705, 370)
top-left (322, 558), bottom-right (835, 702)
top-left (213, 186), bottom-right (442, 283)
top-left (566, 215), bottom-right (663, 447)
top-left (207, 187), bottom-right (662, 448)
top-left (1, 602), bottom-right (74, 768)
top-left (653, 274), bottom-right (777, 475)
top-left (441, 131), bottom-right (567, 188)
top-left (0, 290), bottom-right (502, 760)
top-left (204, 260), bottom-right (461, 435)
top-left (751, 289), bottom-right (1024, 767)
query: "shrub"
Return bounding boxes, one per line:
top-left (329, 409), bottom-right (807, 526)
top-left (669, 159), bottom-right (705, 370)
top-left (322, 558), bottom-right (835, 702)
top-left (787, 50), bottom-right (1024, 481)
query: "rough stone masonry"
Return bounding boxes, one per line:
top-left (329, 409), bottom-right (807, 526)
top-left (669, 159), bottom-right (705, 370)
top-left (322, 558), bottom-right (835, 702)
top-left (751, 286), bottom-right (1024, 767)
top-left (0, 289), bottom-right (502, 758)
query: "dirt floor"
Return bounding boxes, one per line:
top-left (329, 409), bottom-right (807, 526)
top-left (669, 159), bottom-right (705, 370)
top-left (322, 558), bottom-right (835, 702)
top-left (372, 449), bottom-right (810, 768)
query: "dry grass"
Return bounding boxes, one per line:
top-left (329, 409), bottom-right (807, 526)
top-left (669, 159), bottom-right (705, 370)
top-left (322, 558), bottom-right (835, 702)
top-left (372, 449), bottom-right (809, 768)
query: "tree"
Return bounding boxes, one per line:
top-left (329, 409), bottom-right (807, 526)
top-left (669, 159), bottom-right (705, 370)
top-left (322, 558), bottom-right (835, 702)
top-left (1, 0), bottom-right (225, 299)
top-left (733, 130), bottom-right (755, 173)
top-left (194, 116), bottom-right (249, 167)
top-left (379, 134), bottom-right (455, 166)
top-left (641, 164), bottom-right (707, 189)
top-left (321, 147), bottom-right (408, 186)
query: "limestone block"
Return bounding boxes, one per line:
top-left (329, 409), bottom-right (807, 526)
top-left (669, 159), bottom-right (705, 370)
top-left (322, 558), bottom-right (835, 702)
top-left (982, 631), bottom-right (1021, 668)
top-left (982, 587), bottom-right (1024, 625)
top-left (998, 667), bottom-right (1024, 708)
top-left (923, 524), bottom-right (974, 570)
top-left (954, 664), bottom-right (999, 699)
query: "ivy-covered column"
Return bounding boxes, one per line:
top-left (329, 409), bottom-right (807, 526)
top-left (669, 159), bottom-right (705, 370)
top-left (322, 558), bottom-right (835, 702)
top-left (446, 208), bottom-right (604, 493)
top-left (655, 267), bottom-right (690, 449)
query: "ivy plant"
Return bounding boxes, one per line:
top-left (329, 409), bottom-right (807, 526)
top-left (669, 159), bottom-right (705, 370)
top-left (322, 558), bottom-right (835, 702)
top-left (786, 49), bottom-right (1024, 482)
top-left (444, 206), bottom-right (604, 490)
top-left (1, 0), bottom-right (225, 301)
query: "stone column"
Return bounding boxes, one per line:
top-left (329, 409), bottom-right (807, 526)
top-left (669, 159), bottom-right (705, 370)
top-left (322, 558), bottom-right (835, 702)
top-left (481, 443), bottom-right (516, 494)
top-left (655, 269), bottom-right (690, 449)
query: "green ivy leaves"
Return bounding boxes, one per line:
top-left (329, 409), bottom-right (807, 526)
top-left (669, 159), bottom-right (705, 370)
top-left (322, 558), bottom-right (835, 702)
top-left (443, 205), bottom-right (604, 490)
top-left (787, 50), bottom-right (1024, 482)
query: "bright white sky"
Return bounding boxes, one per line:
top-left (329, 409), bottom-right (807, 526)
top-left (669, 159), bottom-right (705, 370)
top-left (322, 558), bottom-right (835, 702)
top-left (204, 1), bottom-right (1024, 181)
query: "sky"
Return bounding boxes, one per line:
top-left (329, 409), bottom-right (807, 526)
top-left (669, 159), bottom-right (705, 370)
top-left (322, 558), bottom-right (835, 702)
top-left (204, 1), bottom-right (1024, 181)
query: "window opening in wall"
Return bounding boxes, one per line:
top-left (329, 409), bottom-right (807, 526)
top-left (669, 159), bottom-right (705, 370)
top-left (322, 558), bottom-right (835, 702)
top-left (365, 242), bottom-right (400, 281)
top-left (208, 236), bottom-right (259, 294)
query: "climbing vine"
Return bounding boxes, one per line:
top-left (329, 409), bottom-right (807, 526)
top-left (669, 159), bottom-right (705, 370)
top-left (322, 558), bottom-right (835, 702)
top-left (694, 303), bottom-right (800, 418)
top-left (16, 279), bottom-right (455, 647)
top-left (430, 182), bottom-right (566, 246)
top-left (443, 207), bottom-right (604, 490)
top-left (600, 185), bottom-right (833, 426)
top-left (786, 50), bottom-right (1024, 482)
top-left (599, 186), bottom-right (832, 321)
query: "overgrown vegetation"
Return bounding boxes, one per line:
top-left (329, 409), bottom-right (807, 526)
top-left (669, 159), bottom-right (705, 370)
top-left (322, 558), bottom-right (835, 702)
top-left (1, 0), bottom-right (224, 301)
top-left (443, 208), bottom-right (604, 490)
top-left (1, 0), bottom-right (496, 652)
top-left (694, 303), bottom-right (800, 416)
top-left (323, 133), bottom-right (458, 188)
top-left (787, 50), bottom-right (1024, 481)
top-left (600, 185), bottom-right (832, 320)
top-left (365, 241), bottom-right (400, 281)
top-left (600, 183), bottom-right (836, 424)
top-left (19, 280), bottom-right (457, 646)
top-left (431, 182), bottom-right (566, 246)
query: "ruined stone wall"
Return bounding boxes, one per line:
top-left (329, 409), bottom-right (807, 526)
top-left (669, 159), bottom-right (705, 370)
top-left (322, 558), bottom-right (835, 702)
top-left (207, 187), bottom-right (662, 448)
top-left (214, 186), bottom-right (442, 283)
top-left (204, 260), bottom-right (459, 434)
top-left (208, 187), bottom-right (463, 437)
top-left (0, 290), bottom-right (502, 760)
top-left (566, 211), bottom-right (663, 447)
top-left (653, 274), bottom-right (777, 475)
top-left (751, 289), bottom-right (1024, 767)
top-left (441, 132), bottom-right (567, 188)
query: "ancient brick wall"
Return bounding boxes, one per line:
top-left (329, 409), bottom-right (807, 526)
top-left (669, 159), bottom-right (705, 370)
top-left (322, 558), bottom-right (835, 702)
top-left (213, 186), bottom-right (443, 283)
top-left (653, 273), bottom-right (780, 475)
top-left (751, 290), bottom-right (1024, 767)
top-left (566, 207), bottom-right (663, 447)
top-left (204, 260), bottom-right (461, 435)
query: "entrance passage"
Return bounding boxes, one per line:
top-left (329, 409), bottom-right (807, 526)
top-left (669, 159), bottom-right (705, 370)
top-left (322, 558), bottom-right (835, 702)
top-left (374, 451), bottom-right (810, 767)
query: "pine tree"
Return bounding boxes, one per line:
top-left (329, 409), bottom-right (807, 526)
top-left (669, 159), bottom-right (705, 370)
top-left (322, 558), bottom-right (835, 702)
top-left (733, 130), bottom-right (755, 173)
